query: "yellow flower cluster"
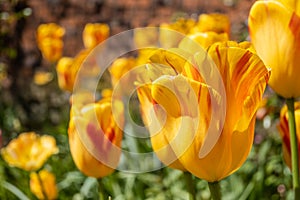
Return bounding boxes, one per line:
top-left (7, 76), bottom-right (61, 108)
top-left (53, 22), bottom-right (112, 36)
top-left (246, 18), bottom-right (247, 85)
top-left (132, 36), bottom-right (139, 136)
top-left (21, 0), bottom-right (300, 197)
top-left (1, 132), bottom-right (58, 199)
top-left (56, 23), bottom-right (109, 92)
top-left (1, 132), bottom-right (58, 171)
top-left (159, 13), bottom-right (230, 49)
top-left (105, 14), bottom-right (271, 182)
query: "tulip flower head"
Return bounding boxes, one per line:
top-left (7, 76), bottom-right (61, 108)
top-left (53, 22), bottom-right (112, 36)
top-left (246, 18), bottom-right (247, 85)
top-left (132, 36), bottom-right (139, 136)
top-left (56, 57), bottom-right (74, 91)
top-left (1, 132), bottom-right (59, 171)
top-left (278, 102), bottom-right (300, 172)
top-left (190, 13), bottom-right (231, 36)
top-left (33, 71), bottom-right (54, 86)
top-left (109, 57), bottom-right (137, 89)
top-left (56, 49), bottom-right (92, 92)
top-left (159, 18), bottom-right (196, 48)
top-left (179, 31), bottom-right (229, 53)
top-left (68, 90), bottom-right (124, 178)
top-left (30, 169), bottom-right (57, 200)
top-left (249, 0), bottom-right (300, 98)
top-left (36, 23), bottom-right (65, 63)
top-left (134, 27), bottom-right (159, 49)
top-left (82, 23), bottom-right (110, 49)
top-left (137, 41), bottom-right (270, 182)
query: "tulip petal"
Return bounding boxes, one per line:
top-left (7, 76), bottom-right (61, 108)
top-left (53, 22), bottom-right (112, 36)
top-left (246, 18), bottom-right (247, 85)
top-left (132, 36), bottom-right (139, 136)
top-left (276, 0), bottom-right (300, 15)
top-left (68, 93), bottom-right (124, 178)
top-left (137, 84), bottom-right (155, 126)
top-left (208, 43), bottom-right (270, 132)
top-left (179, 32), bottom-right (229, 53)
top-left (137, 84), bottom-right (185, 170)
top-left (151, 75), bottom-right (199, 118)
top-left (249, 1), bottom-right (300, 97)
top-left (149, 48), bottom-right (191, 74)
top-left (229, 116), bottom-right (256, 174)
top-left (71, 117), bottom-right (121, 172)
top-left (175, 43), bottom-right (269, 181)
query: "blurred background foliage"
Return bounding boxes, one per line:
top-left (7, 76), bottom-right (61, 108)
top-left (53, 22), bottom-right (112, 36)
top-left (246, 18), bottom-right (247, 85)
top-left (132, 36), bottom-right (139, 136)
top-left (0, 0), bottom-right (295, 199)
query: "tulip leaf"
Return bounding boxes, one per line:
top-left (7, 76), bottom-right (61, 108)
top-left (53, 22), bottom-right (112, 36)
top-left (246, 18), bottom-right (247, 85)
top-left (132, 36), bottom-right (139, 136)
top-left (2, 181), bottom-right (30, 200)
top-left (80, 177), bottom-right (97, 198)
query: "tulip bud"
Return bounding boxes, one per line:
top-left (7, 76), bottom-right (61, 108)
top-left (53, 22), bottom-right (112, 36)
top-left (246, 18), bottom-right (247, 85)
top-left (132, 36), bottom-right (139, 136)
top-left (82, 23), bottom-right (110, 49)
top-left (36, 23), bottom-right (65, 63)
top-left (68, 91), bottom-right (124, 178)
top-left (30, 170), bottom-right (57, 200)
top-left (278, 102), bottom-right (300, 172)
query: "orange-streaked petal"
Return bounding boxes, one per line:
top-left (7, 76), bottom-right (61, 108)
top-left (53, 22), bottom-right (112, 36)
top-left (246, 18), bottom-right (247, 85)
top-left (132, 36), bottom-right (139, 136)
top-left (68, 94), bottom-right (124, 178)
top-left (68, 117), bottom-right (116, 178)
top-left (149, 48), bottom-right (188, 74)
top-left (208, 42), bottom-right (270, 132)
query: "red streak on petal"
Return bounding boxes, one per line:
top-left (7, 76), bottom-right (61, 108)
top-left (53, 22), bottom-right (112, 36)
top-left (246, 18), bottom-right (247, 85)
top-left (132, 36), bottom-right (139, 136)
top-left (289, 12), bottom-right (300, 39)
top-left (86, 123), bottom-right (104, 149)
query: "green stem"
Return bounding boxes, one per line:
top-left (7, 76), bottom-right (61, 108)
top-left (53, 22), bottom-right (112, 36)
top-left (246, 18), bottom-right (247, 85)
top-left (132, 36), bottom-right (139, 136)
top-left (184, 172), bottom-right (196, 200)
top-left (208, 181), bottom-right (221, 200)
top-left (98, 178), bottom-right (105, 200)
top-left (286, 98), bottom-right (300, 199)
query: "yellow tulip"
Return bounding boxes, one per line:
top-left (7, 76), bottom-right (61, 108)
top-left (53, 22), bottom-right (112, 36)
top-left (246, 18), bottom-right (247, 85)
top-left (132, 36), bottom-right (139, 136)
top-left (56, 57), bottom-right (74, 91)
top-left (68, 90), bottom-right (124, 178)
top-left (179, 31), bottom-right (229, 53)
top-left (33, 71), bottom-right (53, 85)
top-left (36, 23), bottom-right (65, 63)
top-left (109, 57), bottom-right (136, 88)
top-left (278, 102), bottom-right (300, 172)
top-left (191, 13), bottom-right (231, 36)
top-left (248, 0), bottom-right (300, 98)
top-left (134, 27), bottom-right (159, 49)
top-left (165, 17), bottom-right (196, 35)
top-left (37, 23), bottom-right (65, 41)
top-left (137, 47), bottom-right (212, 171)
top-left (30, 169), bottom-right (57, 200)
top-left (56, 49), bottom-right (92, 92)
top-left (135, 48), bottom-right (157, 66)
top-left (1, 132), bottom-right (58, 171)
top-left (82, 23), bottom-right (110, 49)
top-left (159, 18), bottom-right (196, 48)
top-left (137, 41), bottom-right (270, 181)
